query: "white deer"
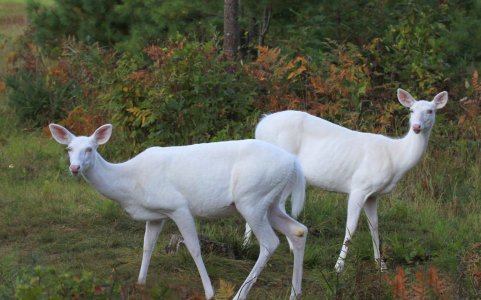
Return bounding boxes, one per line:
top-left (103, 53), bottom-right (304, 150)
top-left (49, 123), bottom-right (307, 300)
top-left (244, 89), bottom-right (448, 272)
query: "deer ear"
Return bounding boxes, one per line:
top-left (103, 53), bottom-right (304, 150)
top-left (92, 124), bottom-right (112, 145)
top-left (397, 88), bottom-right (416, 108)
top-left (432, 91), bottom-right (448, 109)
top-left (49, 124), bottom-right (74, 145)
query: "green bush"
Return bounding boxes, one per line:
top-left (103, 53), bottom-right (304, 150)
top-left (103, 38), bottom-right (260, 149)
top-left (0, 255), bottom-right (17, 299)
top-left (4, 38), bottom-right (114, 128)
top-left (15, 266), bottom-right (111, 299)
top-left (2, 34), bottom-right (66, 126)
top-left (27, 0), bottom-right (224, 52)
top-left (4, 69), bottom-right (83, 128)
top-left (27, 0), bottom-right (127, 48)
top-left (366, 3), bottom-right (448, 96)
top-left (113, 0), bottom-right (223, 52)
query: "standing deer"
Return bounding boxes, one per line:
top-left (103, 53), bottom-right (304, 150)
top-left (244, 89), bottom-right (448, 272)
top-left (49, 123), bottom-right (307, 300)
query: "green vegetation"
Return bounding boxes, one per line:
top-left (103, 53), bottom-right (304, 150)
top-left (1, 0), bottom-right (480, 299)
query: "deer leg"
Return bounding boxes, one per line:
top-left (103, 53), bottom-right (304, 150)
top-left (234, 207), bottom-right (280, 300)
top-left (364, 197), bottom-right (387, 271)
top-left (138, 219), bottom-right (166, 284)
top-left (243, 223), bottom-right (253, 247)
top-left (268, 205), bottom-right (307, 300)
top-left (335, 191), bottom-right (367, 272)
top-left (171, 209), bottom-right (214, 300)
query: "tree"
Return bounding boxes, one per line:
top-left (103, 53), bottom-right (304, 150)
top-left (223, 0), bottom-right (240, 59)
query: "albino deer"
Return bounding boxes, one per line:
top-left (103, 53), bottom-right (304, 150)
top-left (49, 123), bottom-right (307, 300)
top-left (244, 89), bottom-right (448, 272)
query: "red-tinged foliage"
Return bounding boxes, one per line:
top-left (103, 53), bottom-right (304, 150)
top-left (463, 243), bottom-right (481, 292)
top-left (42, 106), bottom-right (105, 137)
top-left (384, 266), bottom-right (455, 299)
top-left (143, 42), bottom-right (184, 67)
top-left (4, 36), bottom-right (480, 146)
top-left (384, 267), bottom-right (408, 299)
top-left (459, 69), bottom-right (481, 139)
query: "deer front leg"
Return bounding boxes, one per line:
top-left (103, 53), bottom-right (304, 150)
top-left (138, 219), bottom-right (166, 284)
top-left (243, 223), bottom-right (253, 247)
top-left (335, 191), bottom-right (367, 272)
top-left (170, 208), bottom-right (214, 300)
top-left (363, 197), bottom-right (387, 272)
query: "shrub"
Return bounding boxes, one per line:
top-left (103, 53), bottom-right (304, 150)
top-left (3, 36), bottom-right (82, 127)
top-left (4, 38), bottom-right (112, 128)
top-left (27, 0), bottom-right (127, 48)
top-left (15, 266), bottom-right (112, 299)
top-left (366, 3), bottom-right (448, 96)
top-left (27, 0), bottom-right (224, 52)
top-left (102, 38), bottom-right (260, 150)
top-left (113, 0), bottom-right (223, 52)
top-left (384, 266), bottom-right (456, 299)
top-left (4, 69), bottom-right (76, 127)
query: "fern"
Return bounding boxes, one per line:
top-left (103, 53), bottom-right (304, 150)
top-left (384, 267), bottom-right (408, 299)
top-left (411, 270), bottom-right (427, 300)
top-left (427, 267), bottom-right (449, 300)
top-left (216, 279), bottom-right (236, 300)
top-left (385, 266), bottom-right (455, 300)
top-left (472, 69), bottom-right (480, 93)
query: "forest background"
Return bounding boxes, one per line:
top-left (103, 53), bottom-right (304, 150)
top-left (0, 0), bottom-right (480, 299)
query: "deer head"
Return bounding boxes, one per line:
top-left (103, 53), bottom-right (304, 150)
top-left (49, 124), bottom-right (112, 175)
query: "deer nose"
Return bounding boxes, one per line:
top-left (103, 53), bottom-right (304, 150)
top-left (70, 165), bottom-right (80, 175)
top-left (412, 124), bottom-right (422, 134)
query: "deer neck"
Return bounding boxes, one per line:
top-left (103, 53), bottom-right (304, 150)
top-left (394, 127), bottom-right (431, 173)
top-left (82, 153), bottom-right (135, 204)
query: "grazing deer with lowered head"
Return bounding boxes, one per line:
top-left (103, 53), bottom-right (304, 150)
top-left (244, 89), bottom-right (448, 272)
top-left (49, 123), bottom-right (307, 300)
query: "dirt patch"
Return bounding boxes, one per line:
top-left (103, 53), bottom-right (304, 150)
top-left (0, 15), bottom-right (26, 26)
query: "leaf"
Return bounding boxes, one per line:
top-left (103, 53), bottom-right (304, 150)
top-left (384, 267), bottom-right (408, 299)
top-left (427, 266), bottom-right (449, 300)
top-left (288, 64), bottom-right (307, 80)
top-left (412, 270), bottom-right (426, 299)
top-left (256, 46), bottom-right (281, 66)
top-left (216, 279), bottom-right (236, 300)
top-left (472, 69), bottom-right (480, 93)
top-left (126, 107), bottom-right (153, 127)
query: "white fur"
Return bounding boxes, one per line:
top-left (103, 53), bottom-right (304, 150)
top-left (49, 123), bottom-right (307, 300)
top-left (245, 89), bottom-right (448, 272)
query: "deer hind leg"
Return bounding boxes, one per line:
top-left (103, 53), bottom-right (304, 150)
top-left (268, 205), bottom-right (307, 300)
top-left (234, 205), bottom-right (280, 300)
top-left (244, 204), bottom-right (295, 251)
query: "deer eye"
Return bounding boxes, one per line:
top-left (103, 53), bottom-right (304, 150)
top-left (85, 147), bottom-right (92, 153)
top-left (427, 109), bottom-right (433, 114)
top-left (409, 109), bottom-right (414, 114)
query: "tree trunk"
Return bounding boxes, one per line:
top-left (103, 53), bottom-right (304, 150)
top-left (223, 0), bottom-right (240, 59)
top-left (258, 4), bottom-right (272, 49)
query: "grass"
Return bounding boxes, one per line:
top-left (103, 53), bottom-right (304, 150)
top-left (0, 1), bottom-right (480, 299)
top-left (0, 100), bottom-right (479, 299)
top-left (0, 2), bottom-right (26, 37)
top-left (0, 0), bottom-right (53, 37)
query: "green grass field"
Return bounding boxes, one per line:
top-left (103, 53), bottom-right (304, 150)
top-left (0, 2), bottom-right (480, 299)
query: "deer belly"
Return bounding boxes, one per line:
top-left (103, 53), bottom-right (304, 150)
top-left (189, 201), bottom-right (237, 218)
top-left (302, 161), bottom-right (353, 193)
top-left (124, 204), bottom-right (167, 221)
